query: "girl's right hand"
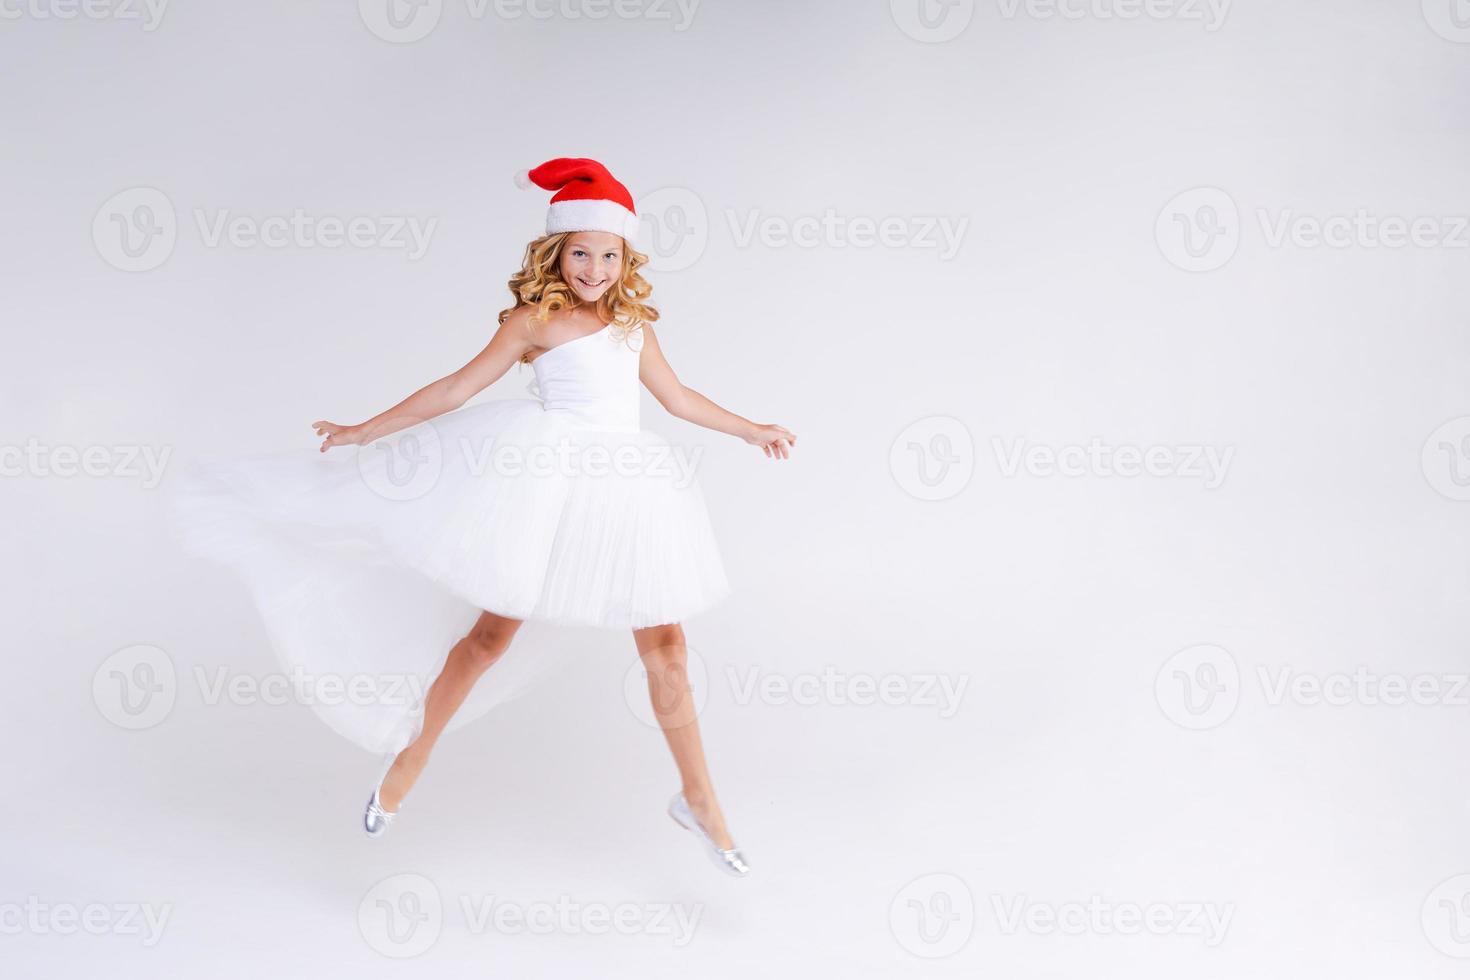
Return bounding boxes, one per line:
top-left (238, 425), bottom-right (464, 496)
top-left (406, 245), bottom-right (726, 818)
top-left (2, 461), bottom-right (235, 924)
top-left (312, 420), bottom-right (363, 453)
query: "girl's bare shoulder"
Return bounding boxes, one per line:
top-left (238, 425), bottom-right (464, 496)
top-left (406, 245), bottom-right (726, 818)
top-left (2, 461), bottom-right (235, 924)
top-left (502, 304), bottom-right (573, 338)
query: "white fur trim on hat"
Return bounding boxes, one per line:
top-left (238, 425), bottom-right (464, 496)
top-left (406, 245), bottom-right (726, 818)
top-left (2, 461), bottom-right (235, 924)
top-left (546, 198), bottom-right (641, 246)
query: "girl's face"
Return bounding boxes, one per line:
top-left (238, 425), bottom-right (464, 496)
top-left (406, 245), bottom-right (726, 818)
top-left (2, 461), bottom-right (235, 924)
top-left (559, 232), bottom-right (623, 304)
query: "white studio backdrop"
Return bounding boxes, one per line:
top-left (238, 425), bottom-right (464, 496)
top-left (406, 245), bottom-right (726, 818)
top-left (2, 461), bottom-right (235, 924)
top-left (3, 1), bottom-right (1470, 977)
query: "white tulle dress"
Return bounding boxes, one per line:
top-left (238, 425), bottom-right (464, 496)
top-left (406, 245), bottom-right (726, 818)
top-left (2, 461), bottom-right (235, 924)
top-left (167, 321), bottom-right (731, 756)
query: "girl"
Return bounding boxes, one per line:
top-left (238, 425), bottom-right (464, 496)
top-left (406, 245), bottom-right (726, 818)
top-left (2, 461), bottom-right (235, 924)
top-left (169, 157), bottom-right (795, 878)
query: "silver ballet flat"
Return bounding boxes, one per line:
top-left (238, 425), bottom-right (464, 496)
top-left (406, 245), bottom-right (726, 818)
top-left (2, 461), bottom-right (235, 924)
top-left (363, 757), bottom-right (400, 839)
top-left (667, 792), bottom-right (750, 877)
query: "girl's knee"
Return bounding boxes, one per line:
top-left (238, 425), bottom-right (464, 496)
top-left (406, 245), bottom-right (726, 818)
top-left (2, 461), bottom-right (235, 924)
top-left (464, 611), bottom-right (521, 667)
top-left (634, 622), bottom-right (686, 669)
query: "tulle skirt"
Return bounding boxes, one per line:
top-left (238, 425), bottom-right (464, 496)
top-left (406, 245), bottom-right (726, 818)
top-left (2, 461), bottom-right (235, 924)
top-left (165, 397), bottom-right (732, 755)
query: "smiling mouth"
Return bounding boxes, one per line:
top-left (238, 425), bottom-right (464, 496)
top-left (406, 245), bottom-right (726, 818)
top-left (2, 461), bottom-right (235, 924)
top-left (577, 277), bottom-right (607, 288)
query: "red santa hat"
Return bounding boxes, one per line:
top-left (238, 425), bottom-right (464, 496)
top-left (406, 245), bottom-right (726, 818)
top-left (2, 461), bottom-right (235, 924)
top-left (514, 157), bottom-right (641, 247)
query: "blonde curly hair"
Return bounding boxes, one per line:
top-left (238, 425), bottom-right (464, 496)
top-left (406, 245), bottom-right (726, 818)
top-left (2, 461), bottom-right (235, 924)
top-left (498, 232), bottom-right (659, 364)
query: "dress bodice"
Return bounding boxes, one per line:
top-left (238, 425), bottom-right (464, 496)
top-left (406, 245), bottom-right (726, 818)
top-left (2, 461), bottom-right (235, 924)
top-left (528, 322), bottom-right (644, 433)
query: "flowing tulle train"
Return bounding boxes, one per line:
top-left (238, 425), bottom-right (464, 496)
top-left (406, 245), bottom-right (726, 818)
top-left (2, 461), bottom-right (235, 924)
top-left (169, 400), bottom-right (732, 755)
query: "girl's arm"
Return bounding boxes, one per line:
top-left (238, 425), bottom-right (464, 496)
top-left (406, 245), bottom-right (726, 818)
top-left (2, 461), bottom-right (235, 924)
top-left (313, 309), bottom-right (534, 452)
top-left (638, 323), bottom-right (797, 460)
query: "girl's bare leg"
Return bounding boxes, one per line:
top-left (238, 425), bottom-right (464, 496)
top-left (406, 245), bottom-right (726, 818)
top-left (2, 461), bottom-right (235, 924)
top-left (633, 622), bottom-right (735, 849)
top-left (379, 610), bottom-right (523, 811)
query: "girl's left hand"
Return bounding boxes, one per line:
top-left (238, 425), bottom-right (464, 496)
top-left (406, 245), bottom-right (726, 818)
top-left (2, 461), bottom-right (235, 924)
top-left (746, 423), bottom-right (796, 460)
